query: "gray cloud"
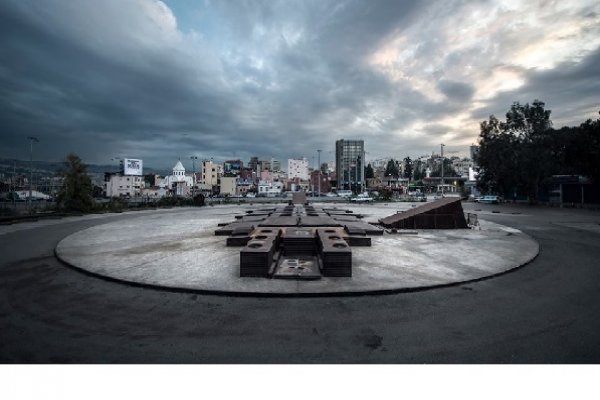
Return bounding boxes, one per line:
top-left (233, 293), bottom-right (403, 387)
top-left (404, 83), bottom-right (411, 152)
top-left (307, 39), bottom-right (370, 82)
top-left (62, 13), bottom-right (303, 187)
top-left (471, 48), bottom-right (600, 126)
top-left (0, 0), bottom-right (598, 168)
top-left (438, 79), bottom-right (475, 101)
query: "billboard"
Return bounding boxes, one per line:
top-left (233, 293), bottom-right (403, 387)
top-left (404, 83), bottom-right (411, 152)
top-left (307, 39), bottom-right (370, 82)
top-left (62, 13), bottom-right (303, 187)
top-left (224, 160), bottom-right (242, 175)
top-left (123, 158), bottom-right (143, 176)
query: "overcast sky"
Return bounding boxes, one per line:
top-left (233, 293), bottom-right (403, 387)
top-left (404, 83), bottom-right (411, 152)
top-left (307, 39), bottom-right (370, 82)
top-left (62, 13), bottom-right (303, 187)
top-left (1, 0), bottom-right (599, 169)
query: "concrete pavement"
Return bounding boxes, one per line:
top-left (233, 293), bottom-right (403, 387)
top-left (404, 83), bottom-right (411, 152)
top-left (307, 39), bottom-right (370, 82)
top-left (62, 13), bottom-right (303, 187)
top-left (54, 203), bottom-right (539, 294)
top-left (1, 202), bottom-right (599, 362)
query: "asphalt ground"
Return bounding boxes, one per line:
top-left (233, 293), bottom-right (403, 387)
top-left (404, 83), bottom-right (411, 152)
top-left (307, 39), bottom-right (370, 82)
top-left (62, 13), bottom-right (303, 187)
top-left (1, 203), bottom-right (599, 363)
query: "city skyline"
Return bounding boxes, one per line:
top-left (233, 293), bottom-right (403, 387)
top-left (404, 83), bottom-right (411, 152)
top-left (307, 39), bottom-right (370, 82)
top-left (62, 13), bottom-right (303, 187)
top-left (1, 0), bottom-right (599, 169)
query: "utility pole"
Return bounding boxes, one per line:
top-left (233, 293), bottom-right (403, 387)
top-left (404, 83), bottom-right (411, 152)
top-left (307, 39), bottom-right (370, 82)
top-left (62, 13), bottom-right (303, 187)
top-left (190, 156), bottom-right (198, 199)
top-left (362, 148), bottom-right (365, 194)
top-left (317, 149), bottom-right (322, 198)
top-left (355, 159), bottom-right (358, 194)
top-left (27, 136), bottom-right (39, 213)
top-left (12, 160), bottom-right (17, 210)
top-left (440, 143), bottom-right (445, 197)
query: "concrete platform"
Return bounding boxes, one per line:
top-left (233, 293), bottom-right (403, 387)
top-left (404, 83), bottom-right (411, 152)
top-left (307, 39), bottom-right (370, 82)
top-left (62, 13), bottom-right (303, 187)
top-left (54, 203), bottom-right (539, 295)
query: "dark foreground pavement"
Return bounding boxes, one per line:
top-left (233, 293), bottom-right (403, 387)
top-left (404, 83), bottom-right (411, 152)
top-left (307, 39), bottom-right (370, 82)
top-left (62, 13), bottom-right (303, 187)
top-left (1, 204), bottom-right (599, 363)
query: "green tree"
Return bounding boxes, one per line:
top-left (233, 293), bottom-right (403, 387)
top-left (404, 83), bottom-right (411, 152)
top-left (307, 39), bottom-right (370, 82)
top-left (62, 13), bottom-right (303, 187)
top-left (384, 159), bottom-right (399, 178)
top-left (476, 100), bottom-right (554, 203)
top-left (476, 115), bottom-right (520, 196)
top-left (56, 153), bottom-right (93, 212)
top-left (412, 159), bottom-right (424, 181)
top-left (503, 100), bottom-right (553, 202)
top-left (429, 158), bottom-right (458, 178)
top-left (365, 163), bottom-right (374, 179)
top-left (403, 157), bottom-right (413, 179)
top-left (558, 114), bottom-right (600, 183)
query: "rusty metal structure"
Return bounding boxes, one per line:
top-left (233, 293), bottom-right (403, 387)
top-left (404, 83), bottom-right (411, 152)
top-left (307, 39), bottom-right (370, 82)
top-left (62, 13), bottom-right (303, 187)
top-left (378, 197), bottom-right (469, 229)
top-left (216, 204), bottom-right (382, 279)
top-left (218, 198), bottom-right (469, 280)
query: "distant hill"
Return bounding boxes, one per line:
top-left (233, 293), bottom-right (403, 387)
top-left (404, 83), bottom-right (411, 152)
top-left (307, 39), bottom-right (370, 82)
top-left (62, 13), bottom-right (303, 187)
top-left (0, 158), bottom-right (169, 178)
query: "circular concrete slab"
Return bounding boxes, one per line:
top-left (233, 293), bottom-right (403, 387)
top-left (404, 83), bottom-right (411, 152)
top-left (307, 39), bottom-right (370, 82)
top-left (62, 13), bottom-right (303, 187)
top-left (55, 204), bottom-right (539, 295)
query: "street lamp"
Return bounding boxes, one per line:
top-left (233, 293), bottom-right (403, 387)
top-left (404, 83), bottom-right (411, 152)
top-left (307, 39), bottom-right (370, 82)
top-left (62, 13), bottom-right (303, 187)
top-left (317, 149), bottom-right (322, 198)
top-left (440, 143), bottom-right (445, 197)
top-left (27, 136), bottom-right (39, 213)
top-left (190, 156), bottom-right (198, 198)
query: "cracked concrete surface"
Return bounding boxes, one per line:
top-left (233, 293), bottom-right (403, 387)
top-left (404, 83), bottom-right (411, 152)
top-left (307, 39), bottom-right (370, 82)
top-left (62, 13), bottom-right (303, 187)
top-left (55, 203), bottom-right (539, 294)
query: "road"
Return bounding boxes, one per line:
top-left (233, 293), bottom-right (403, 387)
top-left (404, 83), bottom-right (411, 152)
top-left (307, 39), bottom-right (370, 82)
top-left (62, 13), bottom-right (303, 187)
top-left (1, 203), bottom-right (599, 363)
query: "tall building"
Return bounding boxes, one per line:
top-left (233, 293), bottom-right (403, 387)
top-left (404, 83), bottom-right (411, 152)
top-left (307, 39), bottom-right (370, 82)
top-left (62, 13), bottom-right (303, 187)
top-left (248, 156), bottom-right (259, 173)
top-left (335, 139), bottom-right (365, 192)
top-left (271, 159), bottom-right (282, 172)
top-left (258, 159), bottom-right (271, 172)
top-left (470, 145), bottom-right (479, 163)
top-left (201, 159), bottom-right (221, 186)
top-left (287, 158), bottom-right (309, 180)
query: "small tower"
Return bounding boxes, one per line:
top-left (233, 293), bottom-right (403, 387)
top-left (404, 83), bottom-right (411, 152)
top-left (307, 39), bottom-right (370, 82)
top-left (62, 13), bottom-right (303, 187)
top-left (172, 160), bottom-right (186, 182)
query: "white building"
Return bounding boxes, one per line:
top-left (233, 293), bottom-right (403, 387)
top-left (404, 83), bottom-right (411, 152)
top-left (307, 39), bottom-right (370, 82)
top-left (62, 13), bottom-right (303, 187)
top-left (452, 159), bottom-right (474, 178)
top-left (160, 160), bottom-right (194, 197)
top-left (105, 174), bottom-right (144, 197)
top-left (164, 160), bottom-right (194, 188)
top-left (287, 158), bottom-right (309, 181)
top-left (258, 180), bottom-right (283, 197)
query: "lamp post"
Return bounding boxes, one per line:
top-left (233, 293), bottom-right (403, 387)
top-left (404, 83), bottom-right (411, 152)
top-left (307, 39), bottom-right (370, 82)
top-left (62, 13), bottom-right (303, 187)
top-left (11, 159), bottom-right (17, 210)
top-left (190, 156), bottom-right (198, 199)
top-left (27, 136), bottom-right (39, 213)
top-left (354, 158), bottom-right (359, 195)
top-left (317, 149), bottom-right (322, 198)
top-left (440, 143), bottom-right (445, 197)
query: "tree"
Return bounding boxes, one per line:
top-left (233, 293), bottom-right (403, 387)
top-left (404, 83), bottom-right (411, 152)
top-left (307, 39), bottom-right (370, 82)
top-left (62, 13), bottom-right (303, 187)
top-left (365, 163), bottom-right (374, 179)
top-left (429, 158), bottom-right (457, 178)
top-left (412, 159), bottom-right (424, 181)
top-left (56, 153), bottom-right (93, 212)
top-left (503, 100), bottom-right (554, 202)
top-left (559, 114), bottom-right (600, 183)
top-left (476, 100), bottom-right (554, 203)
top-left (403, 157), bottom-right (413, 179)
top-left (384, 159), bottom-right (399, 178)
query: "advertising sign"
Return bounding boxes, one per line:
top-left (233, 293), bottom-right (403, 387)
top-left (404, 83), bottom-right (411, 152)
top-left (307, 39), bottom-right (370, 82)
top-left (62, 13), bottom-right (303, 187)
top-left (123, 158), bottom-right (143, 176)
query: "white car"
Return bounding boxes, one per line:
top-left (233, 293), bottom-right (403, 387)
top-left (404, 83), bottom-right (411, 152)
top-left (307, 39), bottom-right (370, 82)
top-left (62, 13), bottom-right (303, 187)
top-left (350, 193), bottom-right (373, 203)
top-left (478, 195), bottom-right (499, 204)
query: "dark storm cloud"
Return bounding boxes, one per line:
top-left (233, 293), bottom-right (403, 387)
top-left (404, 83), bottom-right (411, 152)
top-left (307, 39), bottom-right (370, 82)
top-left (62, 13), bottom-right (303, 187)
top-left (0, 0), bottom-right (599, 167)
top-left (0, 0), bottom-right (243, 167)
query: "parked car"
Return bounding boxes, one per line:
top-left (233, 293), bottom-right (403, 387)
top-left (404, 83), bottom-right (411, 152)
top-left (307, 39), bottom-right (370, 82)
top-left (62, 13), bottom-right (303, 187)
top-left (350, 193), bottom-right (373, 203)
top-left (478, 195), bottom-right (499, 204)
top-left (336, 190), bottom-right (353, 198)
